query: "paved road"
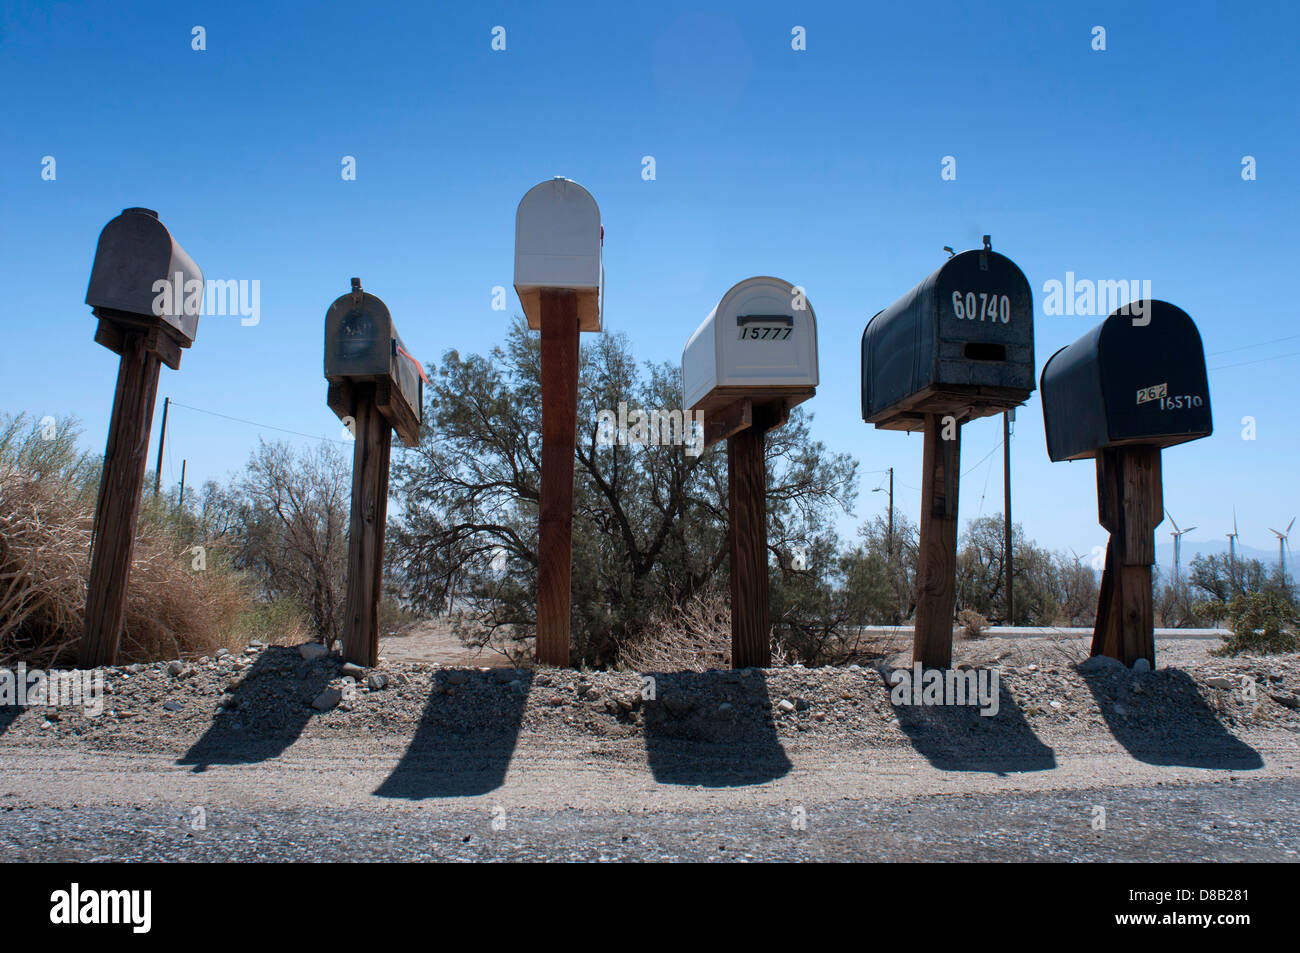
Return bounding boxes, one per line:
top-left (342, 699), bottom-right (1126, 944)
top-left (3, 778), bottom-right (1296, 862)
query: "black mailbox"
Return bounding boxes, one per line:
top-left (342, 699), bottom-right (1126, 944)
top-left (85, 207), bottom-right (203, 368)
top-left (861, 244), bottom-right (1035, 430)
top-left (1041, 300), bottom-right (1212, 462)
top-left (324, 279), bottom-right (423, 447)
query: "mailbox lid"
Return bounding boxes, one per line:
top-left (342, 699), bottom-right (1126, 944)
top-left (1041, 300), bottom-right (1212, 461)
top-left (324, 290), bottom-right (394, 380)
top-left (931, 250), bottom-right (1035, 390)
top-left (85, 207), bottom-right (203, 344)
top-left (514, 178), bottom-right (603, 330)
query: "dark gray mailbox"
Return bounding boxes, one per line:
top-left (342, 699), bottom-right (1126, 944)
top-left (1041, 300), bottom-right (1212, 461)
top-left (861, 243), bottom-right (1035, 431)
top-left (85, 207), bottom-right (203, 369)
top-left (324, 278), bottom-right (422, 447)
top-left (1041, 298), bottom-right (1212, 669)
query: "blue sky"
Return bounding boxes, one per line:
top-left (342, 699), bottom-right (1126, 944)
top-left (2, 0), bottom-right (1297, 567)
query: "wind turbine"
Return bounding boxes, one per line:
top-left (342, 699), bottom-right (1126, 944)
top-left (1269, 517), bottom-right (1295, 584)
top-left (1167, 510), bottom-right (1196, 592)
top-left (1226, 508), bottom-right (1239, 568)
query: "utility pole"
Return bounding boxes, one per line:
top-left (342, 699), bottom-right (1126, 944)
top-left (887, 466), bottom-right (894, 557)
top-left (153, 396), bottom-right (169, 498)
top-left (178, 458), bottom-right (186, 509)
top-left (1004, 409), bottom-right (1014, 625)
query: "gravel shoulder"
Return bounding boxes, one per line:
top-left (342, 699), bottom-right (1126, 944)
top-left (1, 636), bottom-right (1297, 859)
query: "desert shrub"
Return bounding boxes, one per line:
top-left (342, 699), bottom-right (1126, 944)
top-left (1198, 592), bottom-right (1300, 656)
top-left (0, 413), bottom-right (254, 666)
top-left (957, 608), bottom-right (988, 640)
top-left (617, 588), bottom-right (734, 672)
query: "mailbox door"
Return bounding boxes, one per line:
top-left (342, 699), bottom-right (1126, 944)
top-left (325, 293), bottom-right (391, 380)
top-left (720, 279), bottom-right (817, 388)
top-left (932, 250), bottom-right (1034, 391)
top-left (1098, 300), bottom-right (1212, 448)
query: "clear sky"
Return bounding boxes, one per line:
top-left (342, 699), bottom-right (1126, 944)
top-left (3, 0), bottom-right (1297, 567)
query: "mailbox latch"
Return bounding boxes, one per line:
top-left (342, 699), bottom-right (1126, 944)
top-left (980, 235), bottom-right (992, 271)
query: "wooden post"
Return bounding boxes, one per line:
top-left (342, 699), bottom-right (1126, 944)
top-left (1003, 410), bottom-right (1014, 625)
top-left (80, 329), bottom-right (163, 667)
top-left (913, 412), bottom-right (961, 668)
top-left (728, 413), bottom-right (771, 669)
top-left (1091, 445), bottom-right (1161, 667)
top-left (537, 289), bottom-right (580, 667)
top-left (342, 384), bottom-right (393, 667)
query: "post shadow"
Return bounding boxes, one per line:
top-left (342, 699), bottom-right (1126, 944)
top-left (1079, 667), bottom-right (1264, 769)
top-left (642, 671), bottom-right (793, 787)
top-left (0, 706), bottom-right (22, 739)
top-left (374, 668), bottom-right (532, 799)
top-left (178, 646), bottom-right (339, 772)
top-left (882, 668), bottom-right (1057, 775)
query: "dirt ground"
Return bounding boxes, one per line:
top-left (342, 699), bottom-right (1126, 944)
top-left (1, 634), bottom-right (1297, 860)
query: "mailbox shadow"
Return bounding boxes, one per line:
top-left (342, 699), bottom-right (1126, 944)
top-left (642, 671), bottom-right (793, 787)
top-left (882, 668), bottom-right (1057, 775)
top-left (1080, 668), bottom-right (1263, 769)
top-left (375, 669), bottom-right (532, 799)
top-left (0, 706), bottom-right (22, 738)
top-left (178, 647), bottom-right (339, 772)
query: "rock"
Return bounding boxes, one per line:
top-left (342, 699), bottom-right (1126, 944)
top-left (299, 643), bottom-right (329, 662)
top-left (794, 698), bottom-right (811, 711)
top-left (341, 662), bottom-right (366, 680)
top-left (1206, 676), bottom-right (1235, 690)
top-left (1049, 700), bottom-right (1062, 709)
top-left (1131, 658), bottom-right (1152, 673)
top-left (312, 688), bottom-right (343, 712)
top-left (718, 702), bottom-right (734, 714)
top-left (446, 670), bottom-right (470, 686)
top-left (663, 694), bottom-right (694, 717)
top-left (615, 694), bottom-right (634, 712)
top-left (1113, 703), bottom-right (1128, 717)
top-left (366, 673), bottom-right (388, 691)
top-left (1078, 655), bottom-right (1124, 673)
top-left (215, 649), bottom-right (229, 659)
top-left (162, 700), bottom-right (184, 712)
top-left (492, 669), bottom-right (515, 684)
top-left (218, 694), bottom-right (238, 709)
top-left (1270, 691), bottom-right (1300, 709)
top-left (548, 695), bottom-right (564, 706)
top-left (776, 699), bottom-right (796, 714)
top-left (166, 660), bottom-right (185, 676)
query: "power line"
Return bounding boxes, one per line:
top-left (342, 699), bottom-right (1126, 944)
top-left (1210, 350), bottom-right (1300, 372)
top-left (165, 400), bottom-right (353, 446)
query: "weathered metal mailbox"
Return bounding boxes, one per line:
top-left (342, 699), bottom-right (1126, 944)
top-left (325, 279), bottom-right (422, 448)
top-left (684, 277), bottom-right (819, 669)
top-left (80, 208), bottom-right (204, 667)
top-left (861, 240), bottom-right (1035, 669)
top-left (86, 206), bottom-right (203, 369)
top-left (514, 177), bottom-right (603, 332)
top-left (324, 279), bottom-right (425, 667)
top-left (1041, 300), bottom-right (1213, 667)
top-left (861, 243), bottom-right (1035, 430)
top-left (514, 178), bottom-right (605, 667)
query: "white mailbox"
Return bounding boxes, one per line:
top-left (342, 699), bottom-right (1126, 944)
top-left (682, 276), bottom-right (818, 415)
top-left (514, 177), bottom-right (603, 332)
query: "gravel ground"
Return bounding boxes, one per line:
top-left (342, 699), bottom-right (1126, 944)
top-left (1, 636), bottom-right (1297, 861)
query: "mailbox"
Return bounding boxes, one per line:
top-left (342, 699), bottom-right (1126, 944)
top-left (1041, 300), bottom-right (1212, 462)
top-left (514, 177), bottom-right (603, 332)
top-left (86, 207), bottom-right (204, 360)
top-left (861, 245), bottom-right (1035, 431)
top-left (682, 276), bottom-right (818, 416)
top-left (324, 279), bottom-right (423, 447)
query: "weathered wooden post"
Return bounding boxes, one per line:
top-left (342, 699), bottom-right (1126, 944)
top-left (861, 239), bottom-right (1036, 669)
top-left (683, 277), bottom-right (819, 668)
top-left (80, 208), bottom-right (203, 668)
top-left (513, 178), bottom-right (603, 667)
top-left (1041, 299), bottom-right (1212, 667)
top-left (325, 279), bottom-right (424, 667)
